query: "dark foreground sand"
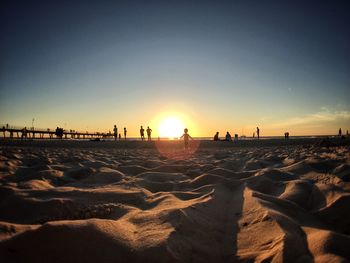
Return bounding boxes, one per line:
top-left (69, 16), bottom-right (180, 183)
top-left (0, 138), bottom-right (350, 262)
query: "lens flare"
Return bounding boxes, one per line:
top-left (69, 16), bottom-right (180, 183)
top-left (155, 140), bottom-right (201, 160)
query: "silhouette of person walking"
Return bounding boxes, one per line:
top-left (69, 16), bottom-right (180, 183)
top-left (214, 132), bottom-right (219, 141)
top-left (180, 128), bottom-right (193, 149)
top-left (124, 127), bottom-right (127, 140)
top-left (339, 128), bottom-right (342, 136)
top-left (256, 127), bottom-right (260, 139)
top-left (140, 126), bottom-right (145, 141)
top-left (113, 125), bottom-right (118, 141)
top-left (147, 126), bottom-right (152, 141)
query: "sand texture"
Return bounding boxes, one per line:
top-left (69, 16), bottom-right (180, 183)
top-left (0, 139), bottom-right (350, 262)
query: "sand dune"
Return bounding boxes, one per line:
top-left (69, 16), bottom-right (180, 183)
top-left (0, 139), bottom-right (349, 262)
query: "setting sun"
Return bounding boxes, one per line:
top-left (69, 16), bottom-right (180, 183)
top-left (158, 117), bottom-right (185, 139)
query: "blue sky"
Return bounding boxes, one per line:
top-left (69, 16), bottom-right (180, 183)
top-left (1, 0), bottom-right (349, 136)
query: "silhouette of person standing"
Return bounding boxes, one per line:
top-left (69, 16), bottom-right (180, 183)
top-left (140, 126), bottom-right (145, 141)
top-left (113, 125), bottom-right (118, 141)
top-left (256, 127), bottom-right (260, 139)
top-left (339, 128), bottom-right (342, 136)
top-left (180, 128), bottom-right (192, 149)
top-left (147, 126), bottom-right (152, 141)
top-left (124, 127), bottom-right (127, 140)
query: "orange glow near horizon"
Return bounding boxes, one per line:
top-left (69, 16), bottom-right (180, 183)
top-left (150, 111), bottom-right (198, 139)
top-left (158, 116), bottom-right (185, 139)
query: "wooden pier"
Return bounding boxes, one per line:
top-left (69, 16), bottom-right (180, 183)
top-left (1, 125), bottom-right (114, 140)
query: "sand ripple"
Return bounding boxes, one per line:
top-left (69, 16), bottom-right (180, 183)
top-left (0, 142), bottom-right (349, 262)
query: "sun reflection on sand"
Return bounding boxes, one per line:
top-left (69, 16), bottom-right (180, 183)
top-left (155, 140), bottom-right (201, 160)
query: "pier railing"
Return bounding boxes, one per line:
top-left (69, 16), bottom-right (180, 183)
top-left (0, 124), bottom-right (114, 140)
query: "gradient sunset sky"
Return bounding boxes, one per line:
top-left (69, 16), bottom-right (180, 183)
top-left (1, 0), bottom-right (349, 137)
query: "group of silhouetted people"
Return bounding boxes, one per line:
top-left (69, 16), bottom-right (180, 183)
top-left (140, 126), bottom-right (152, 141)
top-left (113, 125), bottom-right (128, 141)
top-left (8, 122), bottom-right (350, 147)
top-left (338, 128), bottom-right (349, 138)
top-left (55, 127), bottom-right (64, 139)
top-left (112, 125), bottom-right (153, 141)
top-left (284, 132), bottom-right (290, 139)
top-left (213, 131), bottom-right (233, 141)
top-left (212, 127), bottom-right (349, 141)
top-left (112, 124), bottom-right (193, 149)
top-left (213, 127), bottom-right (261, 141)
top-left (110, 125), bottom-right (350, 144)
top-left (109, 123), bottom-right (350, 147)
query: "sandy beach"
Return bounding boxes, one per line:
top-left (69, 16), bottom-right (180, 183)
top-left (0, 138), bottom-right (349, 262)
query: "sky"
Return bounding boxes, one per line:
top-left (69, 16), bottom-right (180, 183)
top-left (1, 0), bottom-right (349, 137)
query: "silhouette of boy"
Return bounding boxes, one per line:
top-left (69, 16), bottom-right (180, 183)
top-left (180, 128), bottom-right (192, 149)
